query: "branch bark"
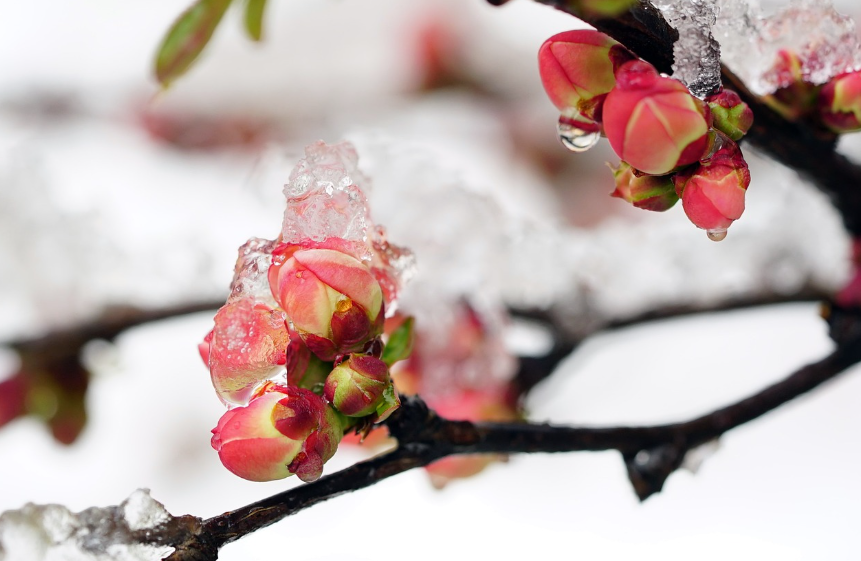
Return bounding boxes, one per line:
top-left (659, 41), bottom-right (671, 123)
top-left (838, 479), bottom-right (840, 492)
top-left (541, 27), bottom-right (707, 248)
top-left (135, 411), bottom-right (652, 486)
top-left (162, 335), bottom-right (861, 559)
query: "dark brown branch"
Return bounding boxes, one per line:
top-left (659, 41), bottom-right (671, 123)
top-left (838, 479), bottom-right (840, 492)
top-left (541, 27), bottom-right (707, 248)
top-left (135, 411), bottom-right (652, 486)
top-left (511, 285), bottom-right (830, 395)
top-left (524, 0), bottom-right (861, 235)
top-left (161, 330), bottom-right (861, 559)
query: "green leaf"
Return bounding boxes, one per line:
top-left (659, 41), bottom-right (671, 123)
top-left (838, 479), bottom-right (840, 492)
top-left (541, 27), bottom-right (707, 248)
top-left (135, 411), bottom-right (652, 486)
top-left (244, 0), bottom-right (268, 41)
top-left (154, 0), bottom-right (234, 87)
top-left (381, 317), bottom-right (415, 367)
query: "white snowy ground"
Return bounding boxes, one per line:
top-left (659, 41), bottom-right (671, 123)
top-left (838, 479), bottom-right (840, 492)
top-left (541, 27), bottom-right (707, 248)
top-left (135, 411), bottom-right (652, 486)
top-left (1, 0), bottom-right (861, 560)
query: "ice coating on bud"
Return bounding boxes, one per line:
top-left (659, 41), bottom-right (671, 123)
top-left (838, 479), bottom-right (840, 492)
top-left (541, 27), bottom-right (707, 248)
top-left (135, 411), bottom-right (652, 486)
top-left (281, 141), bottom-right (415, 311)
top-left (324, 355), bottom-right (391, 417)
top-left (230, 237), bottom-right (279, 306)
top-left (707, 90), bottom-right (754, 141)
top-left (211, 385), bottom-right (343, 482)
top-left (820, 71), bottom-right (861, 133)
top-left (205, 298), bottom-right (290, 405)
top-left (269, 246), bottom-right (384, 361)
top-left (674, 138), bottom-right (750, 234)
top-left (603, 60), bottom-right (710, 175)
top-left (538, 30), bottom-right (632, 122)
top-left (282, 141), bottom-right (372, 250)
top-left (610, 162), bottom-right (679, 212)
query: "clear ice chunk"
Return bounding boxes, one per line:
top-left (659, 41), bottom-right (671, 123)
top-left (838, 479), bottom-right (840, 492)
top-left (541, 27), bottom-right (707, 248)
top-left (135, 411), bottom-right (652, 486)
top-left (229, 237), bottom-right (278, 307)
top-left (282, 141), bottom-right (373, 249)
top-left (653, 0), bottom-right (722, 98)
top-left (714, 0), bottom-right (861, 95)
top-left (0, 490), bottom-right (175, 561)
top-left (280, 141), bottom-right (415, 311)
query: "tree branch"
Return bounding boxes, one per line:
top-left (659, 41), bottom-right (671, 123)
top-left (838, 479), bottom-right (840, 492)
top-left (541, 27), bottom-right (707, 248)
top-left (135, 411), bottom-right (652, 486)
top-left (160, 322), bottom-right (861, 559)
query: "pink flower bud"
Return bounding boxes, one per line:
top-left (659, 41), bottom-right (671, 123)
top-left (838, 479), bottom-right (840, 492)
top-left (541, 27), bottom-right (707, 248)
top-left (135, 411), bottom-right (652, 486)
top-left (538, 30), bottom-right (633, 122)
top-left (211, 384), bottom-right (343, 482)
top-left (603, 60), bottom-right (710, 175)
top-left (269, 245), bottom-right (384, 362)
top-left (706, 90), bottom-right (754, 141)
top-left (819, 71), bottom-right (861, 133)
top-left (610, 161), bottom-right (679, 211)
top-left (762, 49), bottom-right (819, 121)
top-left (205, 298), bottom-right (290, 405)
top-left (324, 354), bottom-right (392, 417)
top-left (674, 138), bottom-right (750, 237)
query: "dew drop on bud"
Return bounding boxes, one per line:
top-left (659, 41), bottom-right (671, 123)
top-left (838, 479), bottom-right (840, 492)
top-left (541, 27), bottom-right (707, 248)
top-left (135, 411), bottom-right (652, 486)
top-left (706, 228), bottom-right (728, 242)
top-left (556, 118), bottom-right (600, 153)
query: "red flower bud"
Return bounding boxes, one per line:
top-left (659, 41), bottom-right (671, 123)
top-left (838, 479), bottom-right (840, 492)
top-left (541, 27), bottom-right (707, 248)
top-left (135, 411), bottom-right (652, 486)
top-left (706, 90), bottom-right (754, 141)
top-left (762, 49), bottom-right (819, 121)
top-left (819, 71), bottom-right (861, 133)
top-left (610, 161), bottom-right (679, 211)
top-left (674, 138), bottom-right (750, 239)
top-left (269, 245), bottom-right (384, 361)
top-left (211, 385), bottom-right (343, 482)
top-left (603, 60), bottom-right (710, 175)
top-left (204, 298), bottom-right (290, 405)
top-left (324, 354), bottom-right (392, 418)
top-left (538, 30), bottom-right (633, 122)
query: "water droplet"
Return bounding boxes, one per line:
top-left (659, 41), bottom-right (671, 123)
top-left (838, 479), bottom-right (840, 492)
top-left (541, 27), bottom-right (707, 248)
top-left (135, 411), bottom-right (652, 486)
top-left (707, 228), bottom-right (728, 242)
top-left (556, 118), bottom-right (600, 153)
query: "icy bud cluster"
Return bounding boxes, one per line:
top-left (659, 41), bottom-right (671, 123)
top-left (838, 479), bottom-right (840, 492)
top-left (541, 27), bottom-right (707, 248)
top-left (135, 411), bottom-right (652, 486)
top-left (539, 30), bottom-right (754, 240)
top-left (0, 490), bottom-right (174, 561)
top-left (713, 0), bottom-right (861, 97)
top-left (200, 141), bottom-right (415, 482)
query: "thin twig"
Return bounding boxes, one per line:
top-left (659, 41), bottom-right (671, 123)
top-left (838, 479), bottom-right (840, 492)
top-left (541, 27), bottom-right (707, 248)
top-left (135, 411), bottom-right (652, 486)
top-left (161, 339), bottom-right (860, 559)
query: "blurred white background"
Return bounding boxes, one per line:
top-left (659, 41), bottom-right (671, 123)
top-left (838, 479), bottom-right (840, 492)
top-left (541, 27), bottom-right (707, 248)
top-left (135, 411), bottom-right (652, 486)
top-left (1, 0), bottom-right (860, 559)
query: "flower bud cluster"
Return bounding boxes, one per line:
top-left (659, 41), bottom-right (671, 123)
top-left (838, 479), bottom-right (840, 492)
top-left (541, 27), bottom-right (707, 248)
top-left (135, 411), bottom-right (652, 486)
top-left (538, 30), bottom-right (754, 240)
top-left (201, 240), bottom-right (407, 482)
top-left (759, 48), bottom-right (861, 135)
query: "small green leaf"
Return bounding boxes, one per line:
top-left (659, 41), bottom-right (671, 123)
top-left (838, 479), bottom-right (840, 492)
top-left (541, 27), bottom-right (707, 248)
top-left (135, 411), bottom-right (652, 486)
top-left (381, 317), bottom-right (415, 367)
top-left (244, 0), bottom-right (268, 41)
top-left (154, 0), bottom-right (234, 87)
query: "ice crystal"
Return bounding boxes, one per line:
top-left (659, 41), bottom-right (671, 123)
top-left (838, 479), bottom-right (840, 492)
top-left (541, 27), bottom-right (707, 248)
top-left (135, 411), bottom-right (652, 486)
top-left (714, 0), bottom-right (861, 95)
top-left (280, 141), bottom-right (415, 310)
top-left (229, 237), bottom-right (278, 306)
top-left (0, 490), bottom-right (175, 561)
top-left (653, 0), bottom-right (722, 98)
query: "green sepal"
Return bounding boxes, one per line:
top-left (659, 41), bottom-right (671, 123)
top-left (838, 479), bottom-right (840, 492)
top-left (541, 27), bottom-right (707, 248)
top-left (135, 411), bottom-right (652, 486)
top-left (381, 317), bottom-right (415, 367)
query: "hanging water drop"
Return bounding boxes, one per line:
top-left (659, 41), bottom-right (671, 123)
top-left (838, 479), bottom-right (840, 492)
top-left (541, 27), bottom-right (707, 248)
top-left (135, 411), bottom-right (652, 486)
top-left (706, 228), bottom-right (728, 242)
top-left (556, 117), bottom-right (600, 153)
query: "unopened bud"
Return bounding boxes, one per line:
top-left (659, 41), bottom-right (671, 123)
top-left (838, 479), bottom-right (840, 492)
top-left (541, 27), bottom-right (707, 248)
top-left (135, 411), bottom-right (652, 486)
top-left (819, 71), bottom-right (861, 133)
top-left (610, 161), bottom-right (679, 211)
top-left (603, 60), bottom-right (710, 175)
top-left (674, 139), bottom-right (750, 235)
top-left (707, 90), bottom-right (753, 141)
top-left (538, 30), bottom-right (634, 122)
top-left (324, 355), bottom-right (392, 418)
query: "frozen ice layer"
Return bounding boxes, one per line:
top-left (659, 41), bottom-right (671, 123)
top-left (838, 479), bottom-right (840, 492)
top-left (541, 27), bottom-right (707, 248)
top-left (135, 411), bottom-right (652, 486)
top-left (653, 0), bottom-right (722, 98)
top-left (282, 141), bottom-right (373, 249)
top-left (206, 298), bottom-right (290, 405)
top-left (229, 237), bottom-right (278, 306)
top-left (714, 0), bottom-right (861, 95)
top-left (280, 141), bottom-right (415, 311)
top-left (0, 490), bottom-right (175, 561)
